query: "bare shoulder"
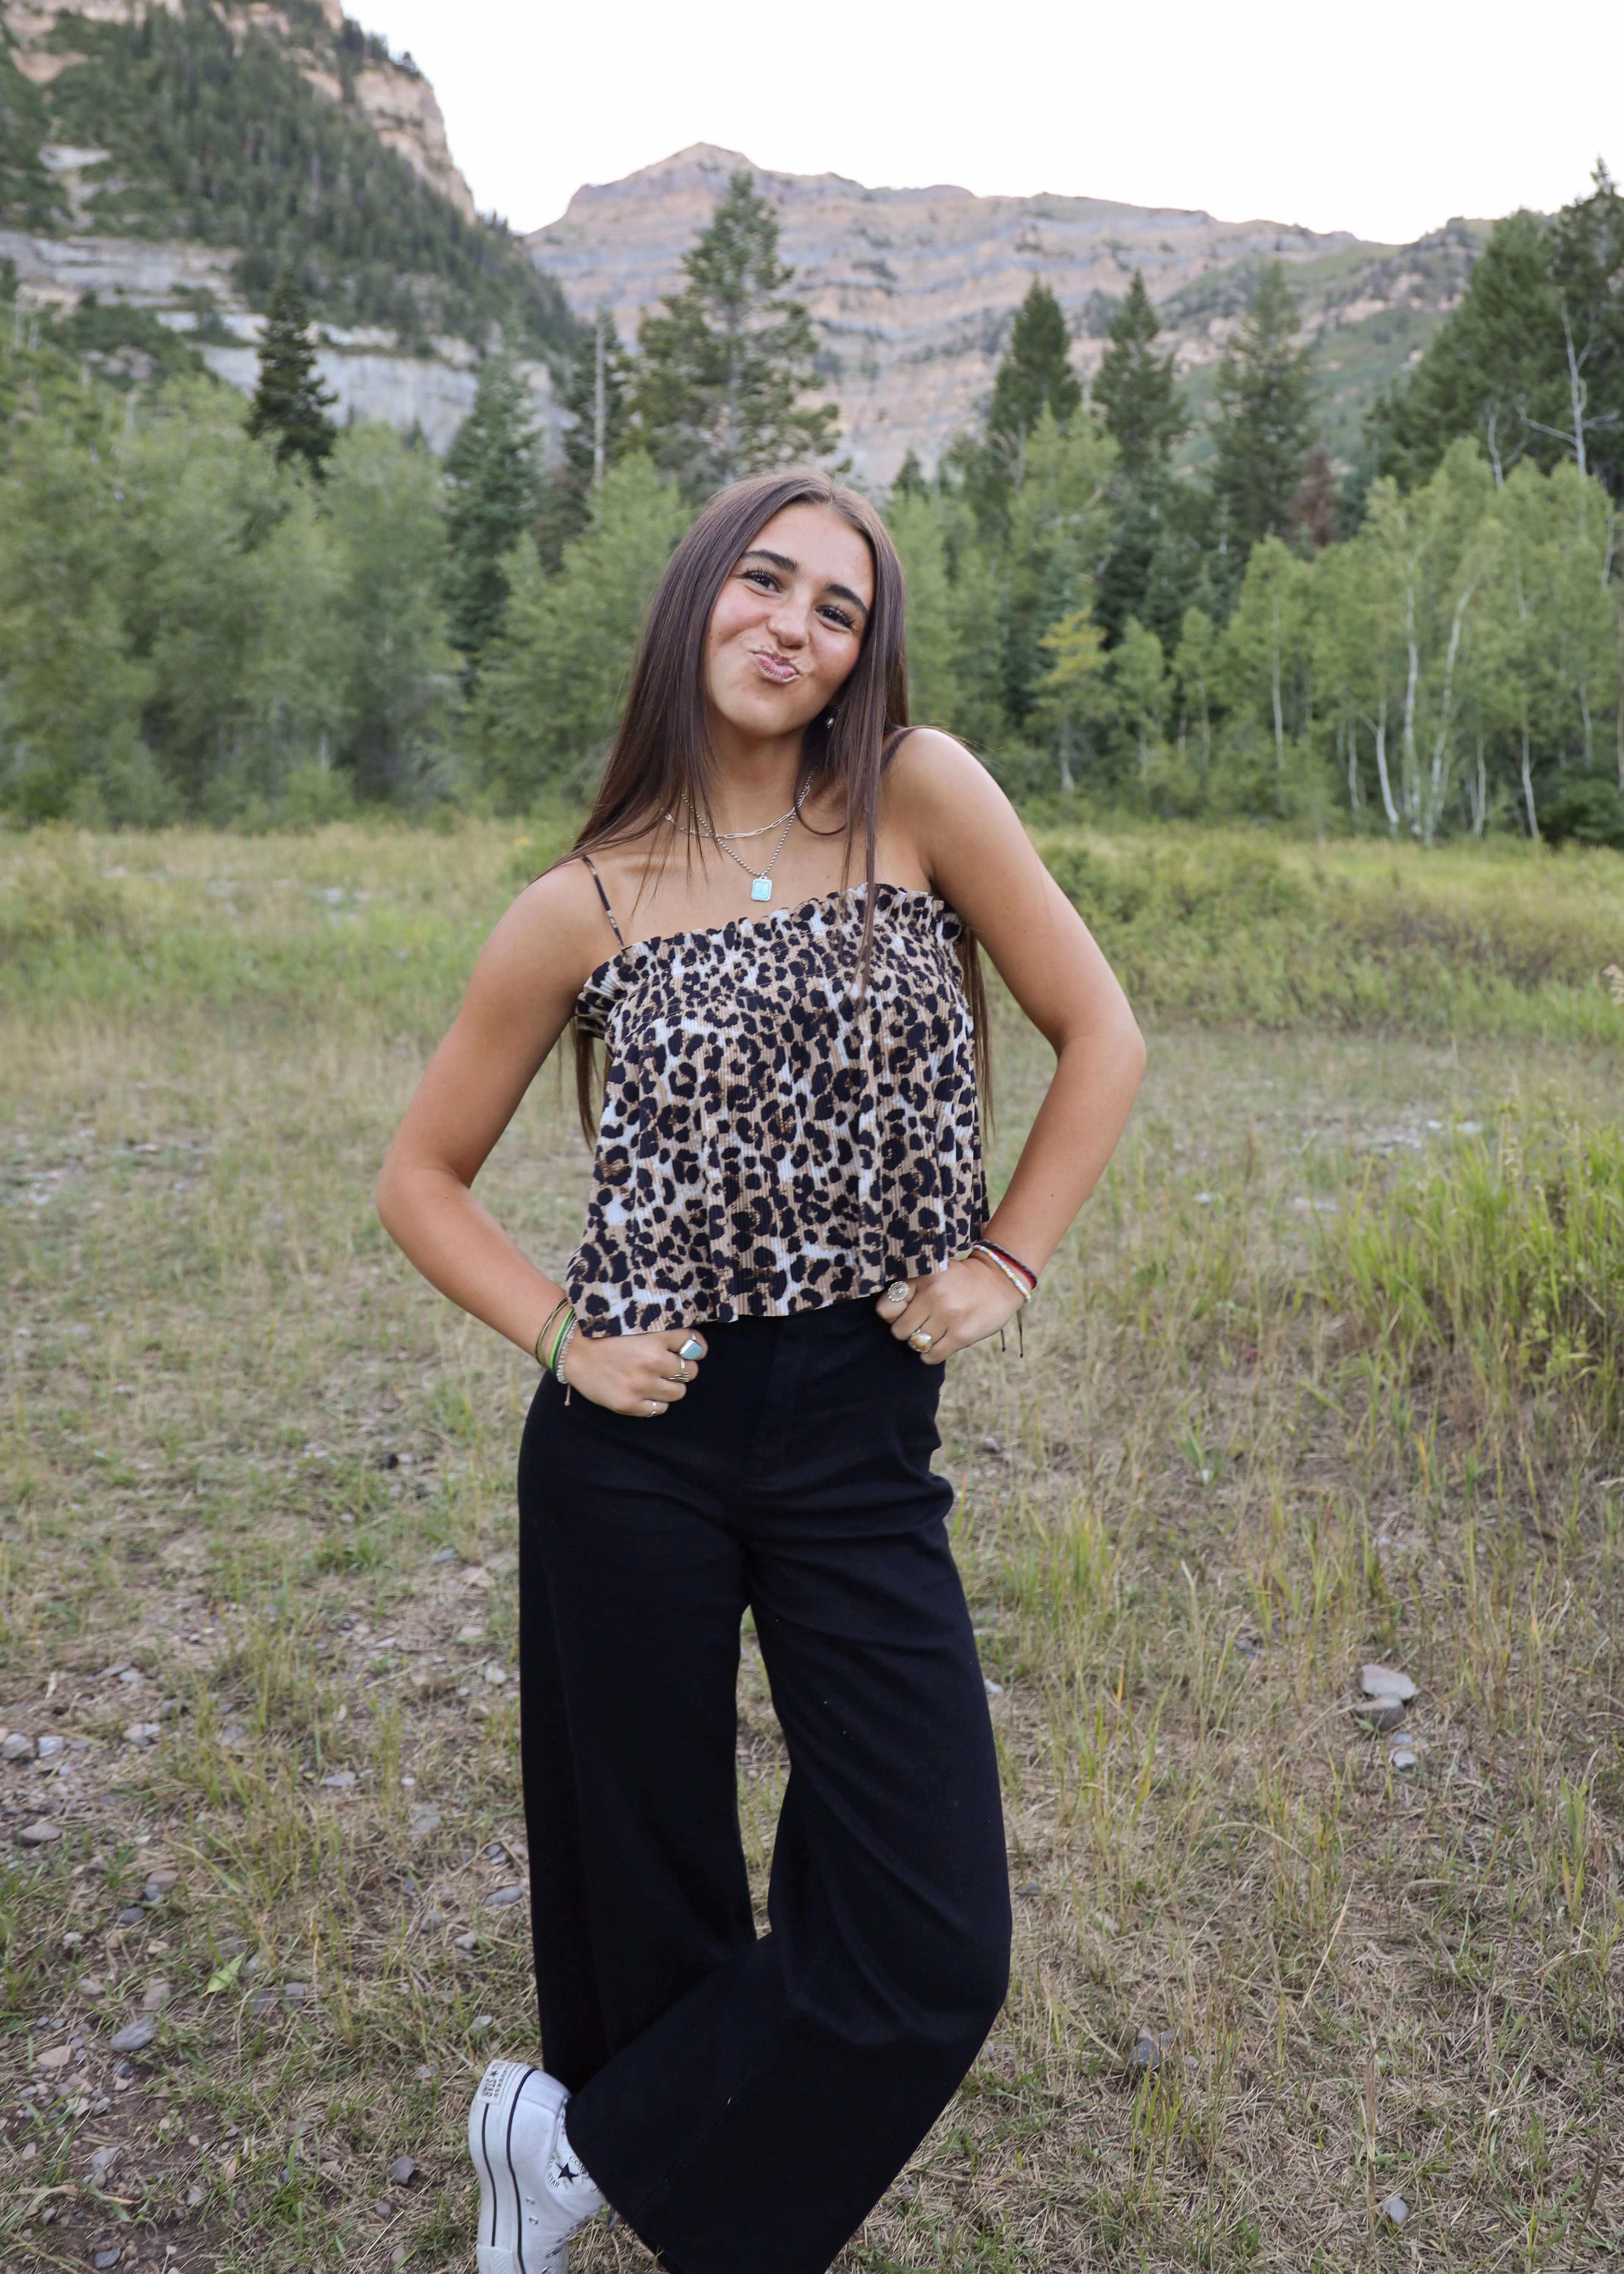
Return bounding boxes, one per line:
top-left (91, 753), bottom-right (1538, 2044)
top-left (465, 856), bottom-right (620, 1014)
top-left (883, 727), bottom-right (1032, 875)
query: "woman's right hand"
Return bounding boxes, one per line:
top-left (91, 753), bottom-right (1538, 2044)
top-left (559, 1328), bottom-right (707, 1417)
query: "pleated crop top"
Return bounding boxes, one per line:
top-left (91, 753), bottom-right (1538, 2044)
top-left (564, 878), bottom-right (987, 1335)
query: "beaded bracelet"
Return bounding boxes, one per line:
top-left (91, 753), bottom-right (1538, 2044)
top-left (551, 1318), bottom-right (578, 1385)
top-left (969, 1240), bottom-right (1037, 1303)
top-left (534, 1297), bottom-right (572, 1370)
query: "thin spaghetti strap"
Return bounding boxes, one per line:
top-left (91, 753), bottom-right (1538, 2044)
top-left (882, 725), bottom-right (923, 766)
top-left (579, 854), bottom-right (625, 949)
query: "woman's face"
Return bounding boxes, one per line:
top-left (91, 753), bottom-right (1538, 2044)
top-left (703, 503), bottom-right (874, 745)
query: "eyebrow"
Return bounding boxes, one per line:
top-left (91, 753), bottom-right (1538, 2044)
top-left (741, 548), bottom-right (870, 620)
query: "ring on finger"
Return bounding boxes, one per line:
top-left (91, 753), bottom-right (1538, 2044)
top-left (884, 1280), bottom-right (910, 1306)
top-left (647, 1398), bottom-right (665, 1415)
top-left (909, 1327), bottom-right (934, 1353)
top-left (677, 1335), bottom-right (704, 1362)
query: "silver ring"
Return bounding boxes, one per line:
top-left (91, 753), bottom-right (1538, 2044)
top-left (647, 1399), bottom-right (659, 1414)
top-left (909, 1328), bottom-right (934, 1352)
top-left (677, 1335), bottom-right (704, 1362)
top-left (668, 1364), bottom-right (688, 1383)
top-left (884, 1281), bottom-right (910, 1306)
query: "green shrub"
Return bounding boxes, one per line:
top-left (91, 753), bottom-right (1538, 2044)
top-left (1035, 829), bottom-right (1624, 1040)
top-left (0, 832), bottom-right (140, 963)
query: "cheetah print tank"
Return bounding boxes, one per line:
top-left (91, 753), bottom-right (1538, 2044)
top-left (565, 882), bottom-right (987, 1336)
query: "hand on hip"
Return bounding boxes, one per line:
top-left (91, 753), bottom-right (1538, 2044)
top-left (875, 1261), bottom-right (1025, 1365)
top-left (562, 1329), bottom-right (708, 1415)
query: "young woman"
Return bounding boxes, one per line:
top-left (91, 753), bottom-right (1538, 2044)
top-left (376, 466), bottom-right (1145, 2274)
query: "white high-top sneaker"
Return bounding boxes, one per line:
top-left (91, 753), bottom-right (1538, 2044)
top-left (468, 2059), bottom-right (603, 2274)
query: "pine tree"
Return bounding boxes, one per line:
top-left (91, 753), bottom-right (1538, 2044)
top-left (891, 447), bottom-right (929, 500)
top-left (987, 279), bottom-right (1081, 470)
top-left (632, 170), bottom-right (839, 496)
top-left (1366, 213), bottom-right (1563, 491)
top-left (1547, 163), bottom-right (1624, 499)
top-left (1092, 272), bottom-right (1197, 647)
top-left (442, 354), bottom-right (544, 663)
top-left (245, 264), bottom-right (337, 476)
top-left (1209, 263), bottom-right (1316, 556)
top-left (1092, 272), bottom-right (1187, 483)
top-left (1367, 175), bottom-right (1624, 502)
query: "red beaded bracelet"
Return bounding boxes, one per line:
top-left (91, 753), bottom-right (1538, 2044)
top-left (969, 1240), bottom-right (1037, 1301)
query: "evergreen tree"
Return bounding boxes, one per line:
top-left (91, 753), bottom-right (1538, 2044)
top-left (1366, 212), bottom-right (1564, 489)
top-left (1367, 173), bottom-right (1624, 501)
top-left (1209, 263), bottom-right (1316, 556)
top-left (891, 447), bottom-right (929, 500)
top-left (1092, 271), bottom-right (1187, 483)
top-left (951, 280), bottom-right (1083, 536)
top-left (1091, 274), bottom-right (1200, 649)
top-left (1095, 489), bottom-right (1205, 652)
top-left (633, 170), bottom-right (838, 496)
top-left (442, 354), bottom-right (544, 663)
top-left (1541, 163), bottom-right (1624, 498)
top-left (987, 280), bottom-right (1082, 468)
top-left (245, 264), bottom-right (336, 476)
top-left (1, 37), bottom-right (67, 230)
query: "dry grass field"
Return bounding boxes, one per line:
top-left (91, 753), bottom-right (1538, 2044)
top-left (2, 821), bottom-right (1622, 2274)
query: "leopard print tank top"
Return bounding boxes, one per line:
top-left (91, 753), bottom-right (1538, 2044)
top-left (565, 878), bottom-right (987, 1336)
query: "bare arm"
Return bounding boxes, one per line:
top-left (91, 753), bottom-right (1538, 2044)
top-left (875, 731), bottom-right (1146, 1358)
top-left (374, 866), bottom-right (705, 1414)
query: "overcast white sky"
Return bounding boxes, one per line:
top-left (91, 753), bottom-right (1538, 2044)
top-left (367, 0), bottom-right (1620, 247)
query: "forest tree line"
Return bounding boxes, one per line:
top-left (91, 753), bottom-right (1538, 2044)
top-left (0, 163), bottom-right (1620, 838)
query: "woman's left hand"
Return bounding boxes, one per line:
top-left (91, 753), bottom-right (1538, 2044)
top-left (875, 1256), bottom-right (1026, 1365)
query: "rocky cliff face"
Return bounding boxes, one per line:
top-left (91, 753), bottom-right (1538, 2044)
top-left (1, 0), bottom-right (563, 451)
top-left (528, 144), bottom-right (1481, 483)
top-left (5, 0), bottom-right (473, 214)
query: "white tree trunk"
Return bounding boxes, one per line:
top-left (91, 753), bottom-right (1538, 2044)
top-left (1371, 696), bottom-right (1400, 831)
top-left (1423, 582), bottom-right (1476, 845)
top-left (1400, 579), bottom-right (1421, 832)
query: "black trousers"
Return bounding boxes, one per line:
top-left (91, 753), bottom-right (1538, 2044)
top-left (516, 1296), bottom-right (1011, 2274)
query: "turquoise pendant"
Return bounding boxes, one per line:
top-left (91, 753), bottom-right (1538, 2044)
top-left (750, 876), bottom-right (772, 902)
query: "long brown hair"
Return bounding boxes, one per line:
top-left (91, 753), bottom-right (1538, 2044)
top-left (567, 466), bottom-right (990, 1139)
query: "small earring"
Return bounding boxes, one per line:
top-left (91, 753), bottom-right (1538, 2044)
top-left (822, 708), bottom-right (837, 730)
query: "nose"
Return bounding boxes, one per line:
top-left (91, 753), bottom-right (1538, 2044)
top-left (765, 589), bottom-right (809, 649)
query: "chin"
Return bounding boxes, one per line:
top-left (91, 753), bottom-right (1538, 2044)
top-left (719, 690), bottom-right (815, 738)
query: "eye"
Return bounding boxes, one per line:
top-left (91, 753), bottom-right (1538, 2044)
top-left (818, 604), bottom-right (857, 632)
top-left (741, 566), bottom-right (779, 592)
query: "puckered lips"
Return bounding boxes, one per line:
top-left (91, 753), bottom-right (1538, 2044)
top-left (750, 647), bottom-right (800, 684)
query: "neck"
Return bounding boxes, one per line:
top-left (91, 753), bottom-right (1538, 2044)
top-left (700, 710), bottom-right (807, 834)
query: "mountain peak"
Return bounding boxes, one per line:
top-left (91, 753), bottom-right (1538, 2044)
top-left (527, 149), bottom-right (1471, 482)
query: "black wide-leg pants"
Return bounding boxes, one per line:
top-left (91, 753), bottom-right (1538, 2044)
top-left (516, 1296), bottom-right (1011, 2274)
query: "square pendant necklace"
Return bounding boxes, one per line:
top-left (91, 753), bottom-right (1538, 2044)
top-left (669, 789), bottom-right (807, 908)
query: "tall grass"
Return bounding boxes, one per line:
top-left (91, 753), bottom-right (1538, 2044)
top-left (1326, 1112), bottom-right (1624, 1445)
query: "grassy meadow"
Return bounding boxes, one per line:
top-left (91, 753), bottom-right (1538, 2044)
top-left (2, 820), bottom-right (1623, 2273)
